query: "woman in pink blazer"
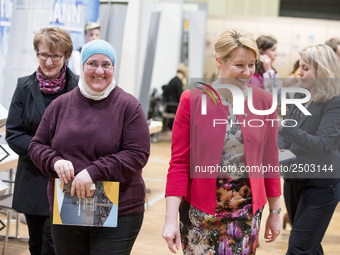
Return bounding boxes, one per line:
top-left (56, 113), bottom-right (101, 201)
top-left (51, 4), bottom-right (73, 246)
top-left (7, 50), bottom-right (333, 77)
top-left (163, 29), bottom-right (282, 255)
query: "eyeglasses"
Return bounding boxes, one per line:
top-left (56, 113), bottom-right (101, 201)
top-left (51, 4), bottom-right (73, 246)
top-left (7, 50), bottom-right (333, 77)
top-left (85, 61), bottom-right (113, 71)
top-left (37, 53), bottom-right (63, 61)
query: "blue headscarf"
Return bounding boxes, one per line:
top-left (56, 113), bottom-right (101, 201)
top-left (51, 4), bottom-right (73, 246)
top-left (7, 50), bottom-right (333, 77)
top-left (78, 40), bottom-right (117, 101)
top-left (82, 39), bottom-right (116, 65)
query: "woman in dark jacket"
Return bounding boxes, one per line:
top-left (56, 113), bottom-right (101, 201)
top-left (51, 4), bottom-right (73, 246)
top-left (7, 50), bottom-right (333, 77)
top-left (279, 44), bottom-right (340, 255)
top-left (6, 27), bottom-right (78, 255)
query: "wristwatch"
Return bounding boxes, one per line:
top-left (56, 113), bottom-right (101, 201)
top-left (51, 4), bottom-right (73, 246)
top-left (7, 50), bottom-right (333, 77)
top-left (269, 208), bottom-right (281, 214)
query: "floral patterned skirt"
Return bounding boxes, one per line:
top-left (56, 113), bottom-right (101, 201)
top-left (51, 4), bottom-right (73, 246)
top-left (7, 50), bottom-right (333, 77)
top-left (179, 178), bottom-right (262, 255)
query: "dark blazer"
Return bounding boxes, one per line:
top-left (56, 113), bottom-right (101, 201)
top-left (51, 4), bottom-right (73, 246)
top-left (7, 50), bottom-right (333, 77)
top-left (5, 68), bottom-right (78, 215)
top-left (162, 76), bottom-right (183, 113)
top-left (279, 94), bottom-right (340, 186)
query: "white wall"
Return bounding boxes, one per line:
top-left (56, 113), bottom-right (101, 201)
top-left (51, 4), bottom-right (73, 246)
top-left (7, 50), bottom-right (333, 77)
top-left (204, 15), bottom-right (340, 78)
top-left (119, 0), bottom-right (207, 101)
top-left (150, 2), bottom-right (183, 93)
top-left (119, 0), bottom-right (184, 99)
top-left (184, 3), bottom-right (207, 79)
top-left (117, 0), bottom-right (142, 96)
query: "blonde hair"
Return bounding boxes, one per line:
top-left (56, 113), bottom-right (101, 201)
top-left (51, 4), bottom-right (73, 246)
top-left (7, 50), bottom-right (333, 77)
top-left (299, 44), bottom-right (340, 102)
top-left (177, 63), bottom-right (189, 77)
top-left (214, 29), bottom-right (259, 61)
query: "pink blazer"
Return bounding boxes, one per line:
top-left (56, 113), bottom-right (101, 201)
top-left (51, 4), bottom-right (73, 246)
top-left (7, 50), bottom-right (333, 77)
top-left (165, 85), bottom-right (281, 215)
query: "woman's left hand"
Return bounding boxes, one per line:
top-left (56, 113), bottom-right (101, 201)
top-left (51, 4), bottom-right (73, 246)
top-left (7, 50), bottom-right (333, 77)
top-left (70, 169), bottom-right (93, 199)
top-left (264, 213), bottom-right (281, 242)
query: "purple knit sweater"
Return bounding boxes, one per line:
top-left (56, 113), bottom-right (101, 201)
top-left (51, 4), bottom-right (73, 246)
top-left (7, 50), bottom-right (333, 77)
top-left (29, 86), bottom-right (150, 215)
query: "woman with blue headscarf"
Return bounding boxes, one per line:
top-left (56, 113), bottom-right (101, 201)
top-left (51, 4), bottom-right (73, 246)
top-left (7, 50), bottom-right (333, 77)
top-left (29, 39), bottom-right (150, 254)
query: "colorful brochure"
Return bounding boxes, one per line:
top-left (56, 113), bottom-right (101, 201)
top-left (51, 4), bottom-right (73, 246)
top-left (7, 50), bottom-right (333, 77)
top-left (53, 179), bottom-right (119, 227)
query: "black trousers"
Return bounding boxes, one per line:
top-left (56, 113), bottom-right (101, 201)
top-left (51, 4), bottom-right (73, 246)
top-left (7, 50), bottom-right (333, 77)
top-left (284, 181), bottom-right (340, 255)
top-left (51, 213), bottom-right (143, 255)
top-left (25, 214), bottom-right (55, 255)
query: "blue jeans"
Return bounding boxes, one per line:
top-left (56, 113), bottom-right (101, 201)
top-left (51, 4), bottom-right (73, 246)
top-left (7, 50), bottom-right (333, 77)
top-left (51, 213), bottom-right (143, 255)
top-left (284, 181), bottom-right (340, 255)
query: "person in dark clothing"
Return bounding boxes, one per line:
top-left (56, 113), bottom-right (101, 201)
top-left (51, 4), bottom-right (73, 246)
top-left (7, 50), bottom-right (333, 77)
top-left (162, 63), bottom-right (188, 129)
top-left (279, 44), bottom-right (340, 255)
top-left (6, 27), bottom-right (78, 255)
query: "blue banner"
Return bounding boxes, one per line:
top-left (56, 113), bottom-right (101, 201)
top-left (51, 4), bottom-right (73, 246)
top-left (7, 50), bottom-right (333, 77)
top-left (0, 0), bottom-right (13, 101)
top-left (50, 0), bottom-right (100, 50)
top-left (0, 0), bottom-right (99, 107)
